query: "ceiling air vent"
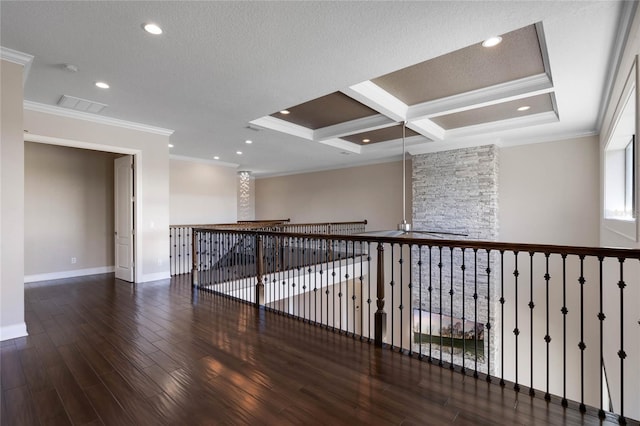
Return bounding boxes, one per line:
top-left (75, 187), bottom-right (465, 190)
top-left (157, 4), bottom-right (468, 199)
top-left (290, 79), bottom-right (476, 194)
top-left (57, 95), bottom-right (107, 114)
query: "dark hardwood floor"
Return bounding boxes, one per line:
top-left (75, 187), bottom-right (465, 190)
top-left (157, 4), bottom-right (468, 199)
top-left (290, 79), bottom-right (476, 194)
top-left (0, 273), bottom-right (632, 425)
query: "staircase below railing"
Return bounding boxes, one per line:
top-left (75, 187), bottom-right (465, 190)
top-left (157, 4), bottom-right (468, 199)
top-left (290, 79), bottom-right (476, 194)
top-left (190, 226), bottom-right (640, 424)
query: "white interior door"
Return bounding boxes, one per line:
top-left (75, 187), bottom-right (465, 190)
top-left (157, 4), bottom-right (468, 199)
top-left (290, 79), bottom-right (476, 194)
top-left (114, 155), bottom-right (135, 282)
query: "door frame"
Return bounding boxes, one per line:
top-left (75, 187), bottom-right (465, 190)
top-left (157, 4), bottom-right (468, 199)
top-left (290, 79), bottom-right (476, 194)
top-left (25, 134), bottom-right (142, 283)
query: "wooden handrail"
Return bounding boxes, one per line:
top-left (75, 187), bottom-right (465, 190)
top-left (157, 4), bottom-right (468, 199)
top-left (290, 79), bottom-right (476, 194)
top-left (192, 227), bottom-right (640, 259)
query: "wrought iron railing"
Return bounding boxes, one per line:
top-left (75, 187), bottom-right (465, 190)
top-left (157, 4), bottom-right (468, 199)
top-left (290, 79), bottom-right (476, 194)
top-left (170, 220), bottom-right (367, 276)
top-left (190, 227), bottom-right (640, 424)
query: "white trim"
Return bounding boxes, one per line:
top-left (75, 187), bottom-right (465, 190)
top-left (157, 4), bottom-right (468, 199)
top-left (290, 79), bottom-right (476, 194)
top-left (141, 272), bottom-right (171, 282)
top-left (499, 130), bottom-right (598, 148)
top-left (24, 101), bottom-right (174, 136)
top-left (170, 154), bottom-right (239, 168)
top-left (342, 81), bottom-right (408, 122)
top-left (445, 111), bottom-right (559, 139)
top-left (407, 73), bottom-right (554, 119)
top-left (0, 323), bottom-right (28, 342)
top-left (25, 133), bottom-right (139, 155)
top-left (24, 266), bottom-right (115, 283)
top-left (249, 116), bottom-right (314, 140)
top-left (313, 114), bottom-right (394, 141)
top-left (0, 46), bottom-right (33, 86)
top-left (360, 135), bottom-right (426, 153)
top-left (318, 138), bottom-right (361, 154)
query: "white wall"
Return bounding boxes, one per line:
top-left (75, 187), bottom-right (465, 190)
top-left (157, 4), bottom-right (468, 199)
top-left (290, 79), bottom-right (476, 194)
top-left (23, 108), bottom-right (172, 283)
top-left (500, 135), bottom-right (600, 245)
top-left (255, 160), bottom-right (411, 231)
top-left (24, 142), bottom-right (120, 280)
top-left (170, 157), bottom-right (237, 225)
top-left (0, 59), bottom-right (26, 340)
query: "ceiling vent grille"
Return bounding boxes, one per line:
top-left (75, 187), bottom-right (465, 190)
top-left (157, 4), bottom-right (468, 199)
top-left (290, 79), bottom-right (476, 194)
top-left (57, 95), bottom-right (107, 114)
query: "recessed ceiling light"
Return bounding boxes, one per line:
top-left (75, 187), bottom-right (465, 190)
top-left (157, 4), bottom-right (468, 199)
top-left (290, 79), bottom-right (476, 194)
top-left (143, 23), bottom-right (163, 35)
top-left (279, 110), bottom-right (290, 115)
top-left (362, 139), bottom-right (370, 143)
top-left (214, 156), bottom-right (220, 160)
top-left (245, 140), bottom-right (252, 144)
top-left (236, 151), bottom-right (243, 155)
top-left (482, 36), bottom-right (502, 48)
top-left (517, 105), bottom-right (531, 111)
top-left (168, 144), bottom-right (174, 148)
top-left (95, 81), bottom-right (110, 89)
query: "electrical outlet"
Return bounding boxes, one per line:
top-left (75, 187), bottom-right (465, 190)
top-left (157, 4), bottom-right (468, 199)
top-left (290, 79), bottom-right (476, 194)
top-left (71, 257), bottom-right (77, 264)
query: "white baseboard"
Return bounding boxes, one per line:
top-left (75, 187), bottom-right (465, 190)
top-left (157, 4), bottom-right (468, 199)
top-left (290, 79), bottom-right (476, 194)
top-left (24, 266), bottom-right (115, 283)
top-left (0, 322), bottom-right (28, 341)
top-left (141, 271), bottom-right (171, 283)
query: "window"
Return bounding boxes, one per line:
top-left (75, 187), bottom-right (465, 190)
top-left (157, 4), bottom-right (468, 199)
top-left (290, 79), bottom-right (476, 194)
top-left (625, 136), bottom-right (635, 218)
top-left (604, 85), bottom-right (636, 224)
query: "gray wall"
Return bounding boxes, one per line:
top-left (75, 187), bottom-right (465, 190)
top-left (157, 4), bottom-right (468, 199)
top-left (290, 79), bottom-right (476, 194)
top-left (24, 142), bottom-right (120, 278)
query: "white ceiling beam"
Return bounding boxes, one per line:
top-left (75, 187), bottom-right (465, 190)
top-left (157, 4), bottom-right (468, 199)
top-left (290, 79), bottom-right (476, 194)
top-left (445, 110), bottom-right (559, 139)
top-left (406, 118), bottom-right (445, 141)
top-left (249, 116), bottom-right (314, 140)
top-left (407, 73), bottom-right (554, 120)
top-left (318, 138), bottom-right (362, 154)
top-left (341, 81), bottom-right (408, 122)
top-left (313, 114), bottom-right (394, 141)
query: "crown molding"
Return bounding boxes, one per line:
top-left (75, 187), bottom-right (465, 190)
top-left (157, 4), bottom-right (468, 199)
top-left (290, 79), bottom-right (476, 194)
top-left (170, 154), bottom-right (239, 168)
top-left (24, 101), bottom-right (174, 136)
top-left (0, 46), bottom-right (34, 86)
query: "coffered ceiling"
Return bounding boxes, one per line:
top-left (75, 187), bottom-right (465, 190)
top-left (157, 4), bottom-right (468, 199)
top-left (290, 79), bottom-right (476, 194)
top-left (0, 1), bottom-right (634, 176)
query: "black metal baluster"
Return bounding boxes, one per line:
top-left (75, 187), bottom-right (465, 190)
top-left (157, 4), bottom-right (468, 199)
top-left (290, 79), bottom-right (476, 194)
top-left (473, 248), bottom-right (478, 378)
top-left (561, 254), bottom-right (568, 407)
top-left (418, 246), bottom-right (423, 360)
top-left (544, 253), bottom-right (551, 401)
top-left (367, 242), bottom-right (372, 342)
top-left (578, 255), bottom-right (586, 412)
top-left (529, 252), bottom-right (535, 397)
top-left (429, 246), bottom-right (433, 363)
top-left (450, 247), bottom-right (455, 369)
top-left (597, 256), bottom-right (605, 420)
top-left (486, 249), bottom-right (492, 383)
top-left (407, 244), bottom-right (412, 355)
top-left (359, 241), bottom-right (364, 339)
top-left (617, 257), bottom-right (626, 425)
top-left (500, 250), bottom-right (505, 387)
top-left (513, 251), bottom-right (520, 392)
top-left (391, 243), bottom-right (396, 350)
top-left (399, 244), bottom-right (405, 353)
top-left (461, 247), bottom-right (466, 375)
top-left (439, 246), bottom-right (444, 367)
top-left (332, 238), bottom-right (336, 331)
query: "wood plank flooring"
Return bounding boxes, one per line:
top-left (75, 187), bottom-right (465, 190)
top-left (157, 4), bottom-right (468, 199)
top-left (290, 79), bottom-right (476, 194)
top-left (1, 273), bottom-right (634, 425)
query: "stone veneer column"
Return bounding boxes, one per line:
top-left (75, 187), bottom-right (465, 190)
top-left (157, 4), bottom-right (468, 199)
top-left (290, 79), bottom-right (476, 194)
top-left (411, 144), bottom-right (499, 374)
top-left (237, 171), bottom-right (255, 221)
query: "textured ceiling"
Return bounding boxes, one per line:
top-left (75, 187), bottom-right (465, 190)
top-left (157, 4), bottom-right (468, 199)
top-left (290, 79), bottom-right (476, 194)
top-left (372, 25), bottom-right (545, 105)
top-left (0, 1), bottom-right (629, 176)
